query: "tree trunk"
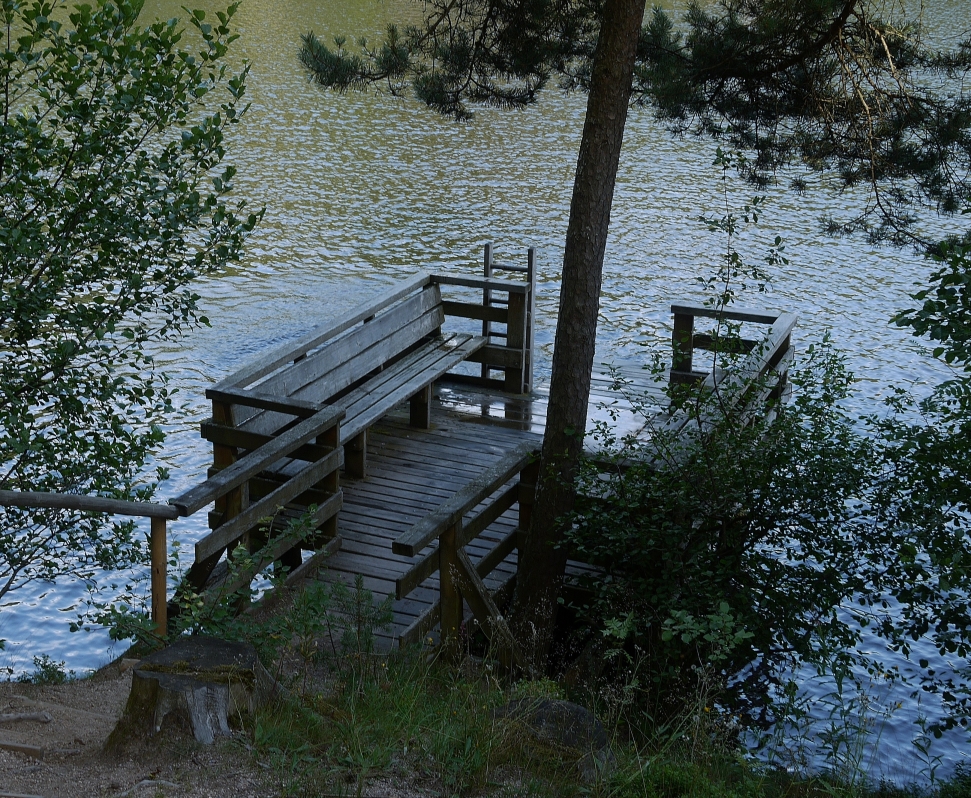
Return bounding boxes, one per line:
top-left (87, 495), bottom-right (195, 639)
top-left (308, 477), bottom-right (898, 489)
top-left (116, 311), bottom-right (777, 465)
top-left (511, 0), bottom-right (646, 670)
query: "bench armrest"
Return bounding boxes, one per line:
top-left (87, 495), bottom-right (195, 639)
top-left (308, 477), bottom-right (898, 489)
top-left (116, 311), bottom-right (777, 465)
top-left (207, 386), bottom-right (323, 418)
top-left (430, 274), bottom-right (531, 294)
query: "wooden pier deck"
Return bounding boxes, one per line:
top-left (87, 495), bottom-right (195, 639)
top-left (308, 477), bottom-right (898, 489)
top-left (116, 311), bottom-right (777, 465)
top-left (311, 368), bottom-right (661, 649)
top-left (0, 252), bottom-right (796, 647)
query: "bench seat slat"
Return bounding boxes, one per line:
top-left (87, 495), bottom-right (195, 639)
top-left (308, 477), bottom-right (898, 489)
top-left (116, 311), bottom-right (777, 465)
top-left (338, 333), bottom-right (487, 441)
top-left (230, 332), bottom-right (486, 440)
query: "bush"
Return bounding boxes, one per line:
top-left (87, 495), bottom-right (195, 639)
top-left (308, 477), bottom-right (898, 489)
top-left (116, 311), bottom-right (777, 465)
top-left (567, 337), bottom-right (881, 727)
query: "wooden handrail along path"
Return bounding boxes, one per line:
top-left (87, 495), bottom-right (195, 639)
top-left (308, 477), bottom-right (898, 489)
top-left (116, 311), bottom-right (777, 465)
top-left (0, 490), bottom-right (177, 634)
top-left (662, 303), bottom-right (797, 453)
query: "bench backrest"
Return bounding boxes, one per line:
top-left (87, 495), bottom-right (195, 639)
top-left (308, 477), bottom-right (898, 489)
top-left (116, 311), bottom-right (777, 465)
top-left (233, 283), bottom-right (444, 435)
top-left (263, 284), bottom-right (443, 401)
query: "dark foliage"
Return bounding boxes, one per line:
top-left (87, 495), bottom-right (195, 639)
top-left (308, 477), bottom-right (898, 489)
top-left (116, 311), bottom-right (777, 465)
top-left (0, 0), bottom-right (259, 600)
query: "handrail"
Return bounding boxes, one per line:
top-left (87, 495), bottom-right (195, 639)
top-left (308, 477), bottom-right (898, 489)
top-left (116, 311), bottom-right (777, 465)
top-left (170, 404), bottom-right (344, 516)
top-left (703, 312), bottom-right (797, 410)
top-left (393, 442), bottom-right (539, 666)
top-left (670, 302), bottom-right (782, 325)
top-left (670, 302), bottom-right (794, 381)
top-left (0, 490), bottom-right (178, 519)
top-left (430, 274), bottom-right (531, 294)
top-left (392, 441), bottom-right (537, 557)
top-left (0, 490), bottom-right (176, 634)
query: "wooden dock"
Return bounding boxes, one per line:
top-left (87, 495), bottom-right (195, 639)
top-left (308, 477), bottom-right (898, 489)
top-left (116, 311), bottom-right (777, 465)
top-left (0, 248), bottom-right (795, 649)
top-left (163, 248), bottom-right (796, 656)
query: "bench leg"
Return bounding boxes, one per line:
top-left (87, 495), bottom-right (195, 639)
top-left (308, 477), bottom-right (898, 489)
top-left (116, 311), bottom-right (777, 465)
top-left (346, 430), bottom-right (367, 479)
top-left (410, 384), bottom-right (432, 429)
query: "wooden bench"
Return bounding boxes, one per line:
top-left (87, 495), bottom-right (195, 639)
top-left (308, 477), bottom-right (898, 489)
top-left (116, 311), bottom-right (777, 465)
top-left (205, 274), bottom-right (497, 481)
top-left (202, 259), bottom-right (536, 482)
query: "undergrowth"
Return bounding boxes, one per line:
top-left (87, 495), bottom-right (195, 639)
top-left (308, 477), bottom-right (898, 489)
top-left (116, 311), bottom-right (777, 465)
top-left (229, 578), bottom-right (971, 798)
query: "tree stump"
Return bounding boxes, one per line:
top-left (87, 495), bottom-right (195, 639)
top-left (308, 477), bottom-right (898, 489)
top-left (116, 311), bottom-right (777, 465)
top-left (105, 637), bottom-right (278, 752)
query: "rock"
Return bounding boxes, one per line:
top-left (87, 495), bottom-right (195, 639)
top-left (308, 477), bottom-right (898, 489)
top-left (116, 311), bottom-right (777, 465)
top-left (495, 697), bottom-right (615, 783)
top-left (105, 637), bottom-right (279, 752)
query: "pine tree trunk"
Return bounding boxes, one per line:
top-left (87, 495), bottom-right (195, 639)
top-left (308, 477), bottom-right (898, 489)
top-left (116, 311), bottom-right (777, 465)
top-left (512, 0), bottom-right (646, 671)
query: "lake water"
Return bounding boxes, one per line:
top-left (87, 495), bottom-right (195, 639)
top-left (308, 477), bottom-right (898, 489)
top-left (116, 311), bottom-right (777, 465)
top-left (2, 0), bottom-right (969, 782)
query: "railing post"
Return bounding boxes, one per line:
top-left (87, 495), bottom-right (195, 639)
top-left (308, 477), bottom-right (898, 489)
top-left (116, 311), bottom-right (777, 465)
top-left (319, 422), bottom-right (340, 541)
top-left (345, 430), bottom-right (367, 479)
top-left (671, 310), bottom-right (695, 385)
top-left (505, 289), bottom-right (528, 394)
top-left (524, 247), bottom-right (536, 392)
top-left (481, 243), bottom-right (493, 382)
top-left (211, 400), bottom-right (247, 535)
top-left (151, 516), bottom-right (167, 636)
top-left (440, 520), bottom-right (463, 660)
top-left (767, 330), bottom-right (792, 401)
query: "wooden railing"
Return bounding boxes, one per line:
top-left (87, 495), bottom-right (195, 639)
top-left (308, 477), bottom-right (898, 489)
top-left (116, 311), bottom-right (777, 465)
top-left (433, 243), bottom-right (537, 394)
top-left (392, 441), bottom-right (539, 664)
top-left (0, 490), bottom-right (179, 634)
top-left (670, 303), bottom-right (796, 394)
top-left (628, 303), bottom-right (798, 469)
top-left (173, 404), bottom-right (344, 596)
top-left (0, 404), bottom-right (345, 637)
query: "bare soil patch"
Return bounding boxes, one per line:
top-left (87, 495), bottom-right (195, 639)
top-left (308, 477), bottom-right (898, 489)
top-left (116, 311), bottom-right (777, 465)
top-left (0, 661), bottom-right (266, 798)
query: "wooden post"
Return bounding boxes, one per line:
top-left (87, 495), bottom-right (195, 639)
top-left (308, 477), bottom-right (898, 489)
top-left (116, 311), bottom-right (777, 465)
top-left (767, 331), bottom-right (792, 401)
top-left (234, 481), bottom-right (254, 554)
top-left (439, 520), bottom-right (463, 660)
top-left (671, 310), bottom-right (695, 384)
top-left (410, 384), bottom-right (432, 429)
top-left (151, 516), bottom-right (167, 636)
top-left (524, 247), bottom-right (536, 393)
top-left (345, 430), bottom-right (367, 479)
top-left (211, 400), bottom-right (239, 529)
top-left (505, 290), bottom-right (528, 394)
top-left (319, 423), bottom-right (340, 541)
top-left (190, 401), bottom-right (244, 590)
top-left (481, 243), bottom-right (493, 382)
